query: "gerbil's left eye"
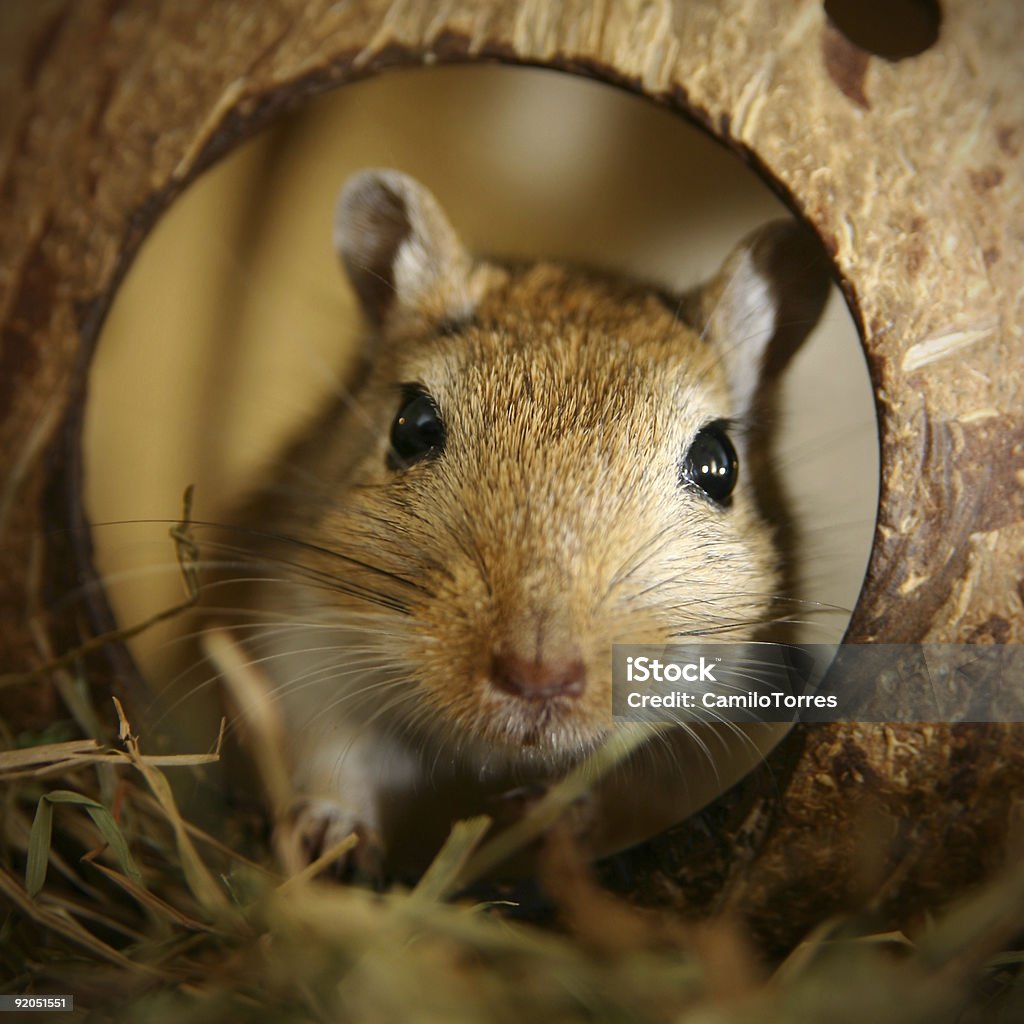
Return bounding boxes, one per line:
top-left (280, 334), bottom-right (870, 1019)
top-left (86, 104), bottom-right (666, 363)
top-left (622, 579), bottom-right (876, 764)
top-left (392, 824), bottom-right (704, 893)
top-left (388, 389), bottom-right (445, 469)
top-left (681, 423), bottom-right (738, 504)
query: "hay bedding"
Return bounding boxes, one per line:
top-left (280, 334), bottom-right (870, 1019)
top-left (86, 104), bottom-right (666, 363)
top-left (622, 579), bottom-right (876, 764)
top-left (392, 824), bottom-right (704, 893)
top-left (5, 709), bottom-right (1024, 1024)
top-left (2, 542), bottom-right (1024, 1023)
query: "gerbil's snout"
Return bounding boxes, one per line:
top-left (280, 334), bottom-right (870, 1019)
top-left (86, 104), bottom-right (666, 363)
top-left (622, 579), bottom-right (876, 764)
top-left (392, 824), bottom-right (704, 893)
top-left (489, 651), bottom-right (586, 701)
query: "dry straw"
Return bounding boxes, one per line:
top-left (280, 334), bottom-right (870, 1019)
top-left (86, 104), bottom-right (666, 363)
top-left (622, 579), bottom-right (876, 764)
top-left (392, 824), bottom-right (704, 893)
top-left (2, 494), bottom-right (1023, 1021)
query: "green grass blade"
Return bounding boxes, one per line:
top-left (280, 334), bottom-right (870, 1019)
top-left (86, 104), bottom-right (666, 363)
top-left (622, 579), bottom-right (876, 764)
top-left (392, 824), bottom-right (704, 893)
top-left (25, 796), bottom-right (54, 897)
top-left (27, 790), bottom-right (143, 895)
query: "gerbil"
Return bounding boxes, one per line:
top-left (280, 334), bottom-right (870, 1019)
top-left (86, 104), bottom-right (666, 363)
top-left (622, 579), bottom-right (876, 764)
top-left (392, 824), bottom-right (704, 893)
top-left (202, 168), bottom-right (830, 875)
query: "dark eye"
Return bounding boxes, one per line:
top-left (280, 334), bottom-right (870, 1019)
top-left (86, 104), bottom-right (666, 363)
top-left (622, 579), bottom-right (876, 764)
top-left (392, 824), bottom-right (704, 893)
top-left (388, 390), bottom-right (445, 468)
top-left (681, 423), bottom-right (738, 504)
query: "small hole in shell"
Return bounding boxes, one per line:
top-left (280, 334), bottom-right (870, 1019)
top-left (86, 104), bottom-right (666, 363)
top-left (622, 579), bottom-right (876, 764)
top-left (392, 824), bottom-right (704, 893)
top-left (824, 0), bottom-right (941, 60)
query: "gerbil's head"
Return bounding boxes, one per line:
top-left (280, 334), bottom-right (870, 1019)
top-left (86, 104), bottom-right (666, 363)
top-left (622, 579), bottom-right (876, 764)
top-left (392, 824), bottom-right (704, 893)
top-left (267, 169), bottom-right (830, 767)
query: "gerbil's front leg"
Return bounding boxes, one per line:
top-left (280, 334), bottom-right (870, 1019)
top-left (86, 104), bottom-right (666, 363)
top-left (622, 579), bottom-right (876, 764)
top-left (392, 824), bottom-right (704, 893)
top-left (279, 728), bottom-right (395, 883)
top-left (204, 628), bottom-right (392, 883)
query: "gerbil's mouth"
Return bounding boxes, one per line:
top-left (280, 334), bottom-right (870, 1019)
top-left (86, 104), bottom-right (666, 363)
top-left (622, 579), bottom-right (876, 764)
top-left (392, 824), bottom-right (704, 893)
top-left (473, 692), bottom-right (611, 763)
top-left (515, 704), bottom-right (565, 747)
top-left (411, 663), bottom-right (611, 764)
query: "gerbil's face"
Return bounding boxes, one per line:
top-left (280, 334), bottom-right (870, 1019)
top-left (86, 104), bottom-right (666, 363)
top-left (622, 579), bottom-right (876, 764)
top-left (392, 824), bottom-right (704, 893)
top-left (310, 268), bottom-right (779, 763)
top-left (242, 170), bottom-right (829, 767)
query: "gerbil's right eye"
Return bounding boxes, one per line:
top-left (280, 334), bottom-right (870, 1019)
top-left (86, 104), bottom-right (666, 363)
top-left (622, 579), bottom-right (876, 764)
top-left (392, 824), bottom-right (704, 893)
top-left (388, 390), bottom-right (445, 469)
top-left (681, 422), bottom-right (738, 505)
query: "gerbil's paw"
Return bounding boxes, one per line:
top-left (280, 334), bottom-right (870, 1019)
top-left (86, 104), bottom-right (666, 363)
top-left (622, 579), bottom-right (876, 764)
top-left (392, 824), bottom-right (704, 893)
top-left (489, 783), bottom-right (549, 827)
top-left (562, 789), bottom-right (599, 845)
top-left (490, 785), bottom-right (598, 847)
top-left (283, 797), bottom-right (386, 887)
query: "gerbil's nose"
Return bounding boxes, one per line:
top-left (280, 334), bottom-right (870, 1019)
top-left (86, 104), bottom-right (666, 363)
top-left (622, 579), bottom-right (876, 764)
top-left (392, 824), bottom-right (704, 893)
top-left (490, 653), bottom-right (586, 700)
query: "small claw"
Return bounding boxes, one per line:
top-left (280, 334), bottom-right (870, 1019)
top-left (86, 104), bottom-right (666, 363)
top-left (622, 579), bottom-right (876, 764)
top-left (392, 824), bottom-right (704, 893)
top-left (282, 797), bottom-right (386, 886)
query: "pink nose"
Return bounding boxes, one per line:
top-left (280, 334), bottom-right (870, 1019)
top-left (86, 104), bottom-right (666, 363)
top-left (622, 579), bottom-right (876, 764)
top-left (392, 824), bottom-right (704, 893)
top-left (490, 653), bottom-right (586, 700)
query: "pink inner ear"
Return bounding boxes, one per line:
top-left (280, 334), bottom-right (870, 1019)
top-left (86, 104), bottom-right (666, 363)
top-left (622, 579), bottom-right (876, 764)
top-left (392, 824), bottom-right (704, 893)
top-left (717, 252), bottom-right (779, 417)
top-left (335, 171), bottom-right (414, 325)
top-left (335, 168), bottom-right (475, 329)
top-left (703, 221), bottom-right (831, 418)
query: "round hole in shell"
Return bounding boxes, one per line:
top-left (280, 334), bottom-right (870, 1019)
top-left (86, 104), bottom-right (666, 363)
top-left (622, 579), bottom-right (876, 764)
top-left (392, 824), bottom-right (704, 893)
top-left (83, 65), bottom-right (879, 868)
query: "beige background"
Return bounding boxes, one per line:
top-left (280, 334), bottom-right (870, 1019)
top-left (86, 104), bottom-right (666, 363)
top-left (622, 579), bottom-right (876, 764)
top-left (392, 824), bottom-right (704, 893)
top-left (83, 65), bottom-right (878, 685)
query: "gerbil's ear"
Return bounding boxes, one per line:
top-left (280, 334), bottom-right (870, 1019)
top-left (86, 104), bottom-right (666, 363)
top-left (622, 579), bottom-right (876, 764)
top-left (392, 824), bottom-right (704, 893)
top-left (335, 169), bottom-right (476, 327)
top-left (695, 220), bottom-right (832, 416)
